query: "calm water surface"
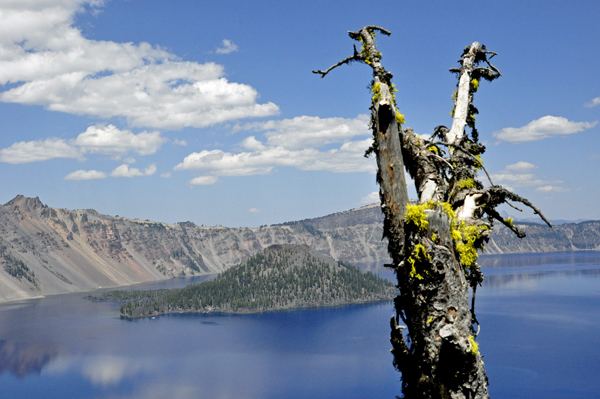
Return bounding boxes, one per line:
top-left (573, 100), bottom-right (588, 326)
top-left (1, 252), bottom-right (599, 399)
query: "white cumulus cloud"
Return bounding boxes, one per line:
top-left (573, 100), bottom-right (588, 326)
top-left (74, 124), bottom-right (166, 155)
top-left (360, 191), bottom-right (379, 204)
top-left (584, 97), bottom-right (600, 108)
top-left (237, 114), bottom-right (370, 150)
top-left (0, 124), bottom-right (166, 164)
top-left (0, 138), bottom-right (81, 164)
top-left (189, 176), bottom-right (219, 185)
top-left (492, 161), bottom-right (565, 191)
top-left (536, 185), bottom-right (569, 193)
top-left (64, 169), bottom-right (107, 180)
top-left (493, 116), bottom-right (598, 143)
top-left (110, 163), bottom-right (156, 178)
top-left (175, 138), bottom-right (375, 177)
top-left (491, 172), bottom-right (548, 186)
top-left (174, 115), bottom-right (376, 183)
top-left (0, 1), bottom-right (278, 129)
top-left (215, 39), bottom-right (238, 54)
top-left (505, 161), bottom-right (538, 172)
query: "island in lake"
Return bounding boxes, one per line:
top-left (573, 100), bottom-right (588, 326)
top-left (90, 244), bottom-right (397, 318)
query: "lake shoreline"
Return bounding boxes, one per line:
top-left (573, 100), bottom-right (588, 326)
top-left (117, 295), bottom-right (396, 319)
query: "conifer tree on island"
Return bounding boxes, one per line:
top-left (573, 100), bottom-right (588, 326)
top-left (314, 26), bottom-right (551, 398)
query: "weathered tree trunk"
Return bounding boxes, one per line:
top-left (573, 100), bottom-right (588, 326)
top-left (314, 26), bottom-right (551, 399)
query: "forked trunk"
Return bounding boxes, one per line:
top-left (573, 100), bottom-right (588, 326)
top-left (314, 27), bottom-right (550, 398)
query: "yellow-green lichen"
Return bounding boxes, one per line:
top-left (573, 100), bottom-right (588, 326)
top-left (371, 82), bottom-right (381, 102)
top-left (358, 36), bottom-right (370, 65)
top-left (470, 78), bottom-right (479, 91)
top-left (405, 201), bottom-right (456, 234)
top-left (405, 203), bottom-right (430, 232)
top-left (427, 145), bottom-right (439, 154)
top-left (473, 154), bottom-right (484, 171)
top-left (469, 335), bottom-right (479, 355)
top-left (505, 217), bottom-right (514, 227)
top-left (427, 316), bottom-right (434, 324)
top-left (405, 200), bottom-right (489, 273)
top-left (358, 30), bottom-right (379, 66)
top-left (454, 222), bottom-right (490, 267)
top-left (396, 110), bottom-right (405, 125)
top-left (407, 244), bottom-right (431, 280)
top-left (451, 228), bottom-right (462, 242)
top-left (439, 202), bottom-right (456, 220)
top-left (390, 82), bottom-right (398, 104)
top-left (455, 178), bottom-right (476, 191)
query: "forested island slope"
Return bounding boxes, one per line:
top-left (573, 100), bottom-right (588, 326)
top-left (1, 195), bottom-right (598, 303)
top-left (97, 244), bottom-right (397, 318)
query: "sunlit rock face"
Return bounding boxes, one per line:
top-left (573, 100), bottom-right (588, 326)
top-left (0, 196), bottom-right (598, 303)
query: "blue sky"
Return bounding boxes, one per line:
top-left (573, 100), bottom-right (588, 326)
top-left (1, 0), bottom-right (599, 227)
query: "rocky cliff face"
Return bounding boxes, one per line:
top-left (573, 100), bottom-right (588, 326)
top-left (485, 221), bottom-right (600, 254)
top-left (0, 195), bottom-right (598, 303)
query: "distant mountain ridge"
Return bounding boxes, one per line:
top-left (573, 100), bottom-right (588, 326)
top-left (0, 195), bottom-right (598, 303)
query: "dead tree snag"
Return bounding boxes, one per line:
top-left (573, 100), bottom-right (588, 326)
top-left (314, 26), bottom-right (551, 399)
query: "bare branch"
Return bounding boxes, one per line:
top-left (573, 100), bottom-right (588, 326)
top-left (505, 201), bottom-right (523, 212)
top-left (484, 186), bottom-right (553, 228)
top-left (313, 25), bottom-right (392, 81)
top-left (430, 152), bottom-right (454, 171)
top-left (312, 45), bottom-right (364, 78)
top-left (485, 59), bottom-right (502, 76)
top-left (485, 207), bottom-right (526, 238)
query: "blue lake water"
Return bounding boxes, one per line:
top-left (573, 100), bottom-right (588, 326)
top-left (1, 251), bottom-right (599, 399)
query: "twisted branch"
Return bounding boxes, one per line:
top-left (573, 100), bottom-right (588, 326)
top-left (312, 45), bottom-right (364, 78)
top-left (483, 186), bottom-right (553, 228)
top-left (313, 26), bottom-right (392, 80)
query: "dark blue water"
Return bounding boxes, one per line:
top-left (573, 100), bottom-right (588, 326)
top-left (1, 252), bottom-right (599, 399)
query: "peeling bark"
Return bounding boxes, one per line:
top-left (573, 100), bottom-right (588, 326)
top-left (314, 27), bottom-right (550, 399)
